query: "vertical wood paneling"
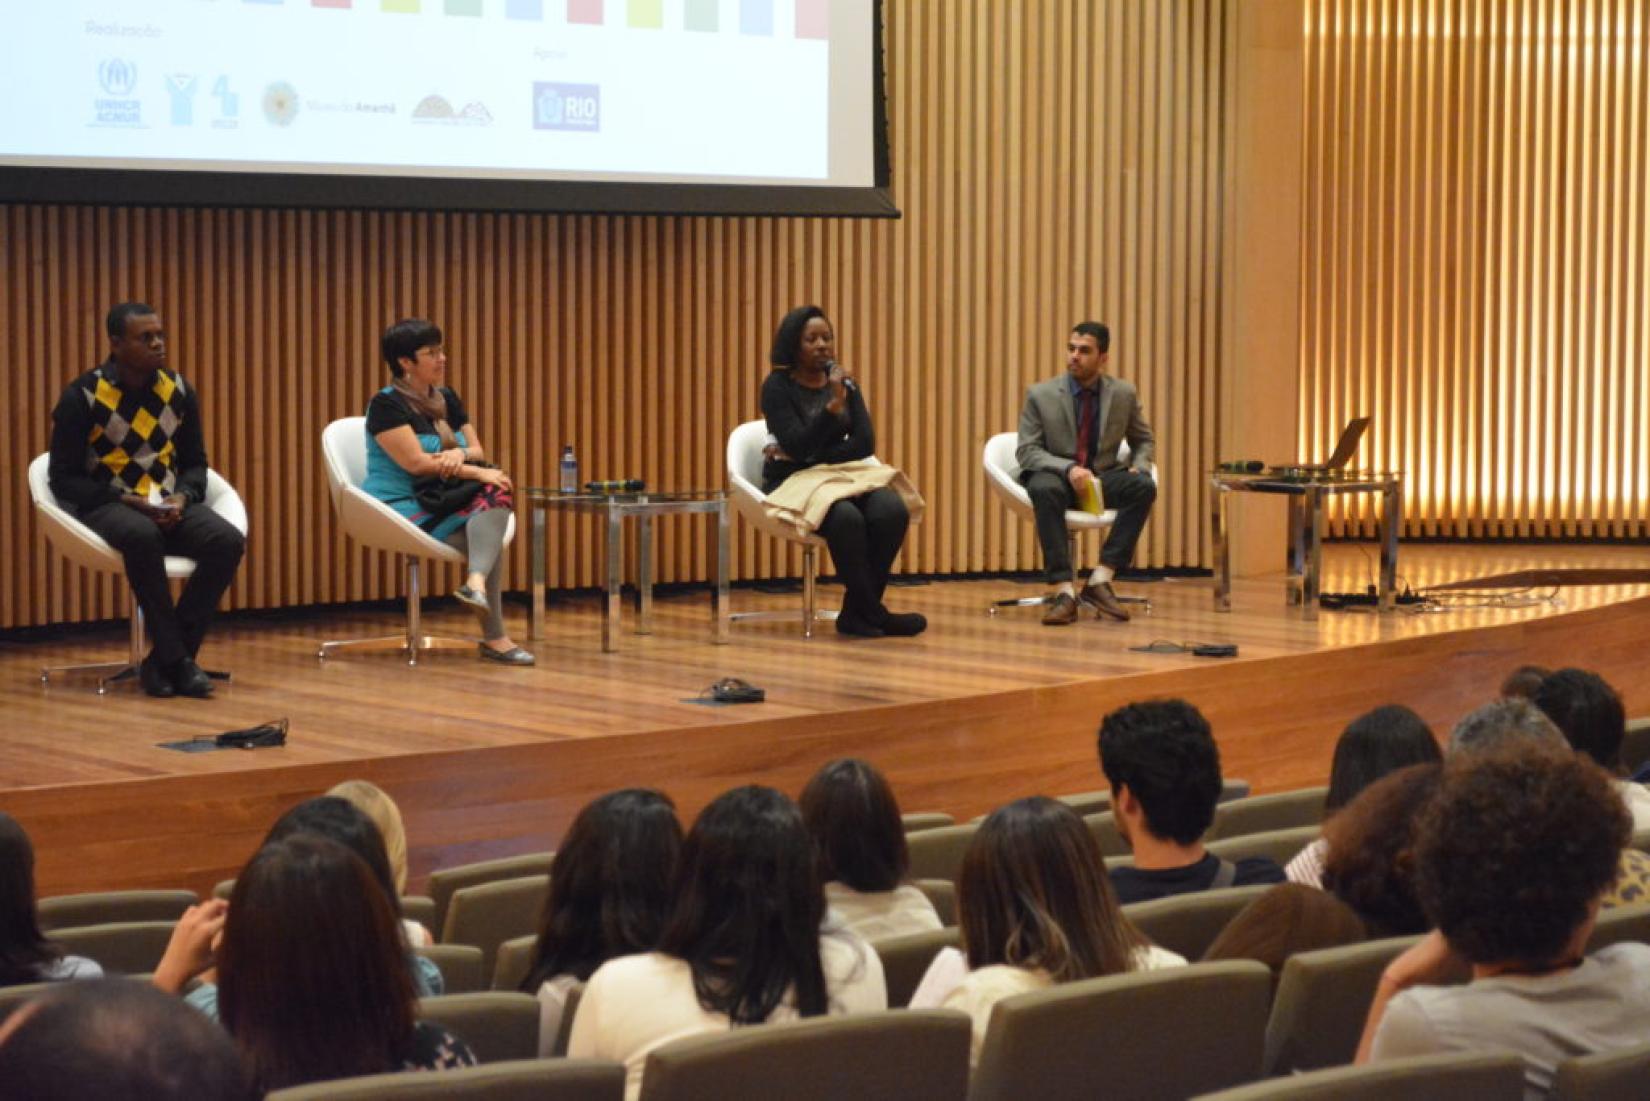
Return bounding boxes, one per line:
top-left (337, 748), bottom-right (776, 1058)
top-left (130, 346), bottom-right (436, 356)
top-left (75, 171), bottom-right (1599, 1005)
top-left (1303, 0), bottom-right (1650, 539)
top-left (1, 1), bottom-right (1230, 630)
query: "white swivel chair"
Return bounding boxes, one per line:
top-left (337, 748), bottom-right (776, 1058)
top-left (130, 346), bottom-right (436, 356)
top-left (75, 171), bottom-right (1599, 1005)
top-left (725, 419), bottom-right (838, 637)
top-left (981, 431), bottom-right (1155, 613)
top-left (318, 416), bottom-right (515, 664)
top-left (28, 453), bottom-right (249, 693)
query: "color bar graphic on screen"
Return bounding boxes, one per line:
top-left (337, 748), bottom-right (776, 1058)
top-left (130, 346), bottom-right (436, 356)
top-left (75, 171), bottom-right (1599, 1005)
top-left (627, 0), bottom-right (661, 28)
top-left (796, 0), bottom-right (828, 38)
top-left (741, 0), bottom-right (773, 36)
top-left (445, 0), bottom-right (482, 14)
top-left (243, 0), bottom-right (284, 6)
top-left (507, 0), bottom-right (543, 16)
top-left (382, 0), bottom-right (420, 10)
top-left (567, 0), bottom-right (602, 24)
top-left (313, 0), bottom-right (352, 8)
top-left (684, 0), bottom-right (717, 31)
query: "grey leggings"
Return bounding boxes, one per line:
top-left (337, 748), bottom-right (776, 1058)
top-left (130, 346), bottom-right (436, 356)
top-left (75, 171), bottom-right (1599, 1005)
top-left (444, 507), bottom-right (511, 641)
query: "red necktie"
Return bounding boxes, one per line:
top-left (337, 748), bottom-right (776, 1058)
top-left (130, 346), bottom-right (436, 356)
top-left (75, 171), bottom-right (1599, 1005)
top-left (1075, 388), bottom-right (1097, 470)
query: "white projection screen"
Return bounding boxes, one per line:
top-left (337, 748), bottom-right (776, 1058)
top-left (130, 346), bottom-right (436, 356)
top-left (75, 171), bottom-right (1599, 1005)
top-left (0, 0), bottom-right (894, 216)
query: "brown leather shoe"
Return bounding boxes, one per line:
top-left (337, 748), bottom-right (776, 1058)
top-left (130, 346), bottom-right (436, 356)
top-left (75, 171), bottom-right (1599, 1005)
top-left (1080, 581), bottom-right (1131, 622)
top-left (1041, 592), bottom-right (1079, 626)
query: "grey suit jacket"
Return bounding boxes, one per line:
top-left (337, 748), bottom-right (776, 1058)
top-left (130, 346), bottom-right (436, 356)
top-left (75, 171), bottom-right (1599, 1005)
top-left (1016, 374), bottom-right (1155, 477)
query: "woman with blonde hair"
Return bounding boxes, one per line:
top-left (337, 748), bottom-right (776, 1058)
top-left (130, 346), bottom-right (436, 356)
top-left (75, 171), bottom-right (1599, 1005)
top-left (326, 779), bottom-right (431, 946)
top-left (911, 797), bottom-right (1184, 1063)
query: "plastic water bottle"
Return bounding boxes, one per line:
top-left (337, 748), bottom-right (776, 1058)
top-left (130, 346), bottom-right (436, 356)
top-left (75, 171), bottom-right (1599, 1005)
top-left (559, 445), bottom-right (579, 494)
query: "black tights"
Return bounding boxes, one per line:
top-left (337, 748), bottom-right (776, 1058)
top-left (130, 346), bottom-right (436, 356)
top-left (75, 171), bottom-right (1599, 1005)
top-left (817, 487), bottom-right (910, 622)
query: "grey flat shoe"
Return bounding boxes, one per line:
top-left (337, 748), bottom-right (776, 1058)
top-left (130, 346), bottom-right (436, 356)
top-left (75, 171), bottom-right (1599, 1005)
top-left (454, 585), bottom-right (489, 620)
top-left (479, 643), bottom-right (535, 666)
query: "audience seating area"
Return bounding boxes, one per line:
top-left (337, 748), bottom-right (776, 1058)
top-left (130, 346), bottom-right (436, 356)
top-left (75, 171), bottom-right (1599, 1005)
top-left (16, 741), bottom-right (1650, 1101)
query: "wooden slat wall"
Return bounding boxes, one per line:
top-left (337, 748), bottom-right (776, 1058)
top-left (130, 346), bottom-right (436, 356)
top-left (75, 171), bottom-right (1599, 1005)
top-left (0, 1), bottom-right (1230, 630)
top-left (1302, 0), bottom-right (1650, 538)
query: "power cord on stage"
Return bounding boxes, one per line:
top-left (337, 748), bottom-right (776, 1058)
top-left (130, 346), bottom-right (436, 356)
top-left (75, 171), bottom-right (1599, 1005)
top-left (1130, 640), bottom-right (1239, 658)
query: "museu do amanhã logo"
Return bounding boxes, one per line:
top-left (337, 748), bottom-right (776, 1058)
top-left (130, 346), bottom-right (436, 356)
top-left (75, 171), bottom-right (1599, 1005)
top-left (263, 82), bottom-right (299, 127)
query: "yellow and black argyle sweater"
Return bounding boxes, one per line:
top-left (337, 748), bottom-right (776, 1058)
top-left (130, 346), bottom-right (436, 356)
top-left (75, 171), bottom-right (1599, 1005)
top-left (76, 364), bottom-right (195, 496)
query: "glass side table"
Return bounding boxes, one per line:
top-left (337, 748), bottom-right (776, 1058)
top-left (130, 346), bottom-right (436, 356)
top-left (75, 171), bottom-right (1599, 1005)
top-left (1209, 469), bottom-right (1402, 621)
top-left (522, 489), bottom-right (730, 652)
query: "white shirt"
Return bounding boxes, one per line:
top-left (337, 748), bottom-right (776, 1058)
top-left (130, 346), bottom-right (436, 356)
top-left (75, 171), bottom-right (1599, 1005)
top-left (824, 882), bottom-right (943, 942)
top-left (1284, 837), bottom-right (1328, 888)
top-left (534, 973), bottom-right (581, 1057)
top-left (567, 935), bottom-right (887, 1100)
top-left (1616, 780), bottom-right (1650, 832)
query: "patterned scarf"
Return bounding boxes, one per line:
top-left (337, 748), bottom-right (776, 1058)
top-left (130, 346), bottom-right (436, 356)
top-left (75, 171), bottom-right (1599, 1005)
top-left (390, 378), bottom-right (460, 449)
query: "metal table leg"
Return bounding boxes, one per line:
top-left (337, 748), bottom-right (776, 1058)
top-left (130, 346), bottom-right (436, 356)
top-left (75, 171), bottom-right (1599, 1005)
top-left (1380, 480), bottom-right (1402, 611)
top-left (530, 503), bottom-right (546, 640)
top-left (637, 513), bottom-right (654, 635)
top-left (1302, 486), bottom-right (1325, 621)
top-left (1211, 479), bottom-right (1232, 611)
top-left (603, 506), bottom-right (622, 653)
top-left (712, 501), bottom-right (730, 644)
top-left (1285, 494), bottom-right (1306, 606)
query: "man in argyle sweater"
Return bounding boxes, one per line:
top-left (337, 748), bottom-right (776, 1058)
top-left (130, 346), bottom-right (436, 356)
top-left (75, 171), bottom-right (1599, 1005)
top-left (48, 303), bottom-right (245, 698)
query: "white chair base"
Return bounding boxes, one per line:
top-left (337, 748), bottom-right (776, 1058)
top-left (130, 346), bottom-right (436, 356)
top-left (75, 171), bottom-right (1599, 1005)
top-left (318, 557), bottom-right (476, 665)
top-left (40, 597), bottom-right (233, 694)
top-left (729, 545), bottom-right (840, 639)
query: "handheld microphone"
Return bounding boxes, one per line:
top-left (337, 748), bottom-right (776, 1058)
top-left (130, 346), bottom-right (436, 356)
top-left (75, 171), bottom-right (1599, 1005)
top-left (584, 479), bottom-right (646, 493)
top-left (825, 359), bottom-right (856, 391)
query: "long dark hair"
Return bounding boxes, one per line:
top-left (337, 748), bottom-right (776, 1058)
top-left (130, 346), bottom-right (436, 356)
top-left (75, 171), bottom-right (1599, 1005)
top-left (657, 786), bottom-right (828, 1024)
top-left (799, 759), bottom-right (909, 893)
top-left (0, 812), bottom-right (64, 987)
top-left (521, 789), bottom-right (682, 991)
top-left (218, 835), bottom-right (418, 1091)
top-left (958, 797), bottom-right (1141, 982)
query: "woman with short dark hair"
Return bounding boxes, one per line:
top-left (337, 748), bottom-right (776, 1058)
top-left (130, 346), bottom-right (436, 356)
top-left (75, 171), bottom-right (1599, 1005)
top-left (568, 785), bottom-right (886, 1100)
top-left (521, 789), bottom-right (682, 1054)
top-left (800, 759), bottom-right (941, 940)
top-left (360, 318), bottom-right (531, 665)
top-left (760, 305), bottom-right (925, 638)
top-left (0, 813), bottom-right (102, 987)
top-left (911, 797), bottom-right (1184, 1064)
top-left (1358, 742), bottom-right (1650, 1098)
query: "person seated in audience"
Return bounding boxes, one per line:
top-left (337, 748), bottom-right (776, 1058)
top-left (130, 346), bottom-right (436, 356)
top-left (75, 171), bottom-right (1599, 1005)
top-left (158, 796), bottom-right (444, 1019)
top-left (568, 785), bottom-right (886, 1100)
top-left (327, 779), bottom-right (434, 946)
top-left (0, 979), bottom-right (256, 1101)
top-left (1318, 764), bottom-right (1441, 937)
top-left (520, 788), bottom-right (682, 1056)
top-left (1201, 883), bottom-right (1368, 989)
top-left (1097, 699), bottom-right (1286, 903)
top-left (1449, 699), bottom-right (1650, 908)
top-left (155, 835), bottom-right (475, 1091)
top-left (1358, 741), bottom-right (1650, 1099)
top-left (1499, 664), bottom-right (1551, 701)
top-left (0, 812), bottom-right (102, 987)
top-left (1285, 704), bottom-right (1440, 887)
top-left (800, 758), bottom-right (943, 941)
top-left (908, 797), bottom-right (1184, 1064)
top-left (1531, 668), bottom-right (1650, 831)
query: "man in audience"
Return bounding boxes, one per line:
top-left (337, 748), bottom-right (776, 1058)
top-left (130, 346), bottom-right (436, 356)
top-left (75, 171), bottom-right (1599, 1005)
top-left (0, 979), bottom-right (256, 1100)
top-left (1531, 668), bottom-right (1650, 830)
top-left (1447, 697), bottom-right (1566, 757)
top-left (1097, 699), bottom-right (1285, 903)
top-left (47, 302), bottom-right (245, 698)
top-left (1357, 741), bottom-right (1650, 1097)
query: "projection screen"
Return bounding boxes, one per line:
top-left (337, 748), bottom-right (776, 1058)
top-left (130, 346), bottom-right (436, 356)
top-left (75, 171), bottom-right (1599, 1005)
top-left (0, 0), bottom-right (894, 216)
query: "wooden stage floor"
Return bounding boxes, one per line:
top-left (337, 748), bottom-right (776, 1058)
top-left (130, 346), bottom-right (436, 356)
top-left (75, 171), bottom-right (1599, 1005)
top-left (2, 543), bottom-right (1647, 897)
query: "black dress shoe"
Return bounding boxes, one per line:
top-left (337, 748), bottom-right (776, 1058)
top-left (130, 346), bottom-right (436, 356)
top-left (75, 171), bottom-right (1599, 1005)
top-left (139, 655), bottom-right (175, 698)
top-left (835, 609), bottom-right (885, 638)
top-left (880, 611), bottom-right (928, 637)
top-left (170, 658), bottom-right (214, 698)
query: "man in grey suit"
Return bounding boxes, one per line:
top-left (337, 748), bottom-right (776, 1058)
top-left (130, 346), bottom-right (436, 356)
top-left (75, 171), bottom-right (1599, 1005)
top-left (1016, 322), bottom-right (1156, 625)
